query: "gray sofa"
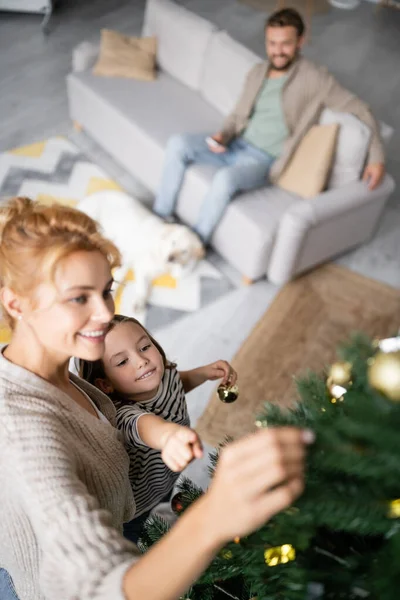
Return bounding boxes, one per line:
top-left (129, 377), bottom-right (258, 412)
top-left (67, 0), bottom-right (395, 284)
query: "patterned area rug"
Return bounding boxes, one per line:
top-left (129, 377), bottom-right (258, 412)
top-left (0, 137), bottom-right (234, 342)
top-left (196, 264), bottom-right (400, 446)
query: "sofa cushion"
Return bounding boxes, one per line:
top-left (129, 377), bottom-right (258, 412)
top-left (142, 0), bottom-right (217, 91)
top-left (176, 165), bottom-right (300, 280)
top-left (319, 108), bottom-right (371, 189)
top-left (199, 31), bottom-right (261, 116)
top-left (278, 124), bottom-right (339, 199)
top-left (212, 187), bottom-right (300, 280)
top-left (67, 70), bottom-right (222, 191)
top-left (93, 30), bottom-right (157, 81)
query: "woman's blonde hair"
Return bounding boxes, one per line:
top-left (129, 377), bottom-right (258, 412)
top-left (0, 196), bottom-right (121, 327)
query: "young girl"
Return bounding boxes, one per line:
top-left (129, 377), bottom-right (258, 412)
top-left (80, 314), bottom-right (237, 543)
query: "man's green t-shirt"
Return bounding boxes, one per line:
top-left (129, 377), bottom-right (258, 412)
top-left (243, 75), bottom-right (288, 158)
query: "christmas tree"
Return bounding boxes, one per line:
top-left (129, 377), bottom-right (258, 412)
top-left (141, 333), bottom-right (400, 600)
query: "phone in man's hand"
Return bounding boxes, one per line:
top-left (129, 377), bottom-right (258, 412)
top-left (206, 136), bottom-right (225, 149)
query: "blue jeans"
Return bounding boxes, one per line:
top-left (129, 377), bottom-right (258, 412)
top-left (153, 133), bottom-right (275, 243)
top-left (0, 569), bottom-right (19, 600)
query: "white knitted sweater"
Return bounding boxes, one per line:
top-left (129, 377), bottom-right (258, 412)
top-left (0, 350), bottom-right (140, 600)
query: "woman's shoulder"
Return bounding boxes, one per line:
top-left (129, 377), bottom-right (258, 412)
top-left (0, 374), bottom-right (70, 457)
top-left (0, 364), bottom-right (58, 418)
top-left (70, 373), bottom-right (117, 425)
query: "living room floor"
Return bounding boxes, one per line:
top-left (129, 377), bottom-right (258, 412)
top-left (1, 0), bottom-right (399, 488)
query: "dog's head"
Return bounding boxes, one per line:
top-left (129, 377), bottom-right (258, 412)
top-left (160, 224), bottom-right (205, 277)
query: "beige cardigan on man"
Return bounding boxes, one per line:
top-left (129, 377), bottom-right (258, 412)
top-left (220, 56), bottom-right (385, 184)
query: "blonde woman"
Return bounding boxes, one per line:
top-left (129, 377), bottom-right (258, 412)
top-left (0, 197), bottom-right (313, 600)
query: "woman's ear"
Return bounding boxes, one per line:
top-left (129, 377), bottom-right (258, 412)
top-left (95, 378), bottom-right (114, 394)
top-left (0, 287), bottom-right (24, 322)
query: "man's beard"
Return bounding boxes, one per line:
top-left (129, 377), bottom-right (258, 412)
top-left (269, 50), bottom-right (298, 71)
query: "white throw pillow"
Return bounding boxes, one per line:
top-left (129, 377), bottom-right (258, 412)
top-left (72, 41), bottom-right (100, 72)
top-left (319, 108), bottom-right (371, 189)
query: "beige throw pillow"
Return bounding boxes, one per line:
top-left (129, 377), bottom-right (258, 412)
top-left (93, 30), bottom-right (157, 81)
top-left (278, 123), bottom-right (339, 198)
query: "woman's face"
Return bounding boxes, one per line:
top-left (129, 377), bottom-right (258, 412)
top-left (101, 321), bottom-right (165, 402)
top-left (19, 250), bottom-right (115, 363)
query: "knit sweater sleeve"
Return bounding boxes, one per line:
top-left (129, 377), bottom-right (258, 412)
top-left (2, 405), bottom-right (139, 600)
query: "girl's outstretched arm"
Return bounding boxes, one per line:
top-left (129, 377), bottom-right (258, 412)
top-left (137, 414), bottom-right (203, 471)
top-left (180, 360), bottom-right (237, 393)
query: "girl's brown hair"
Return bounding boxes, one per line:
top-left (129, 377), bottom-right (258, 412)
top-left (0, 196), bottom-right (121, 327)
top-left (78, 314), bottom-right (175, 404)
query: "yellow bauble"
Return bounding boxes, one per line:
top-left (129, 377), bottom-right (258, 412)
top-left (217, 384), bottom-right (239, 403)
top-left (327, 361), bottom-right (352, 387)
top-left (388, 499), bottom-right (400, 518)
top-left (368, 351), bottom-right (400, 402)
top-left (264, 544), bottom-right (296, 567)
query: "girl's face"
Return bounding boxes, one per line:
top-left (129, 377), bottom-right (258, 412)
top-left (101, 321), bottom-right (165, 402)
top-left (17, 250), bottom-right (115, 363)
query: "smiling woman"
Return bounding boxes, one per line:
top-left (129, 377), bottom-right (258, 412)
top-left (0, 196), bottom-right (310, 600)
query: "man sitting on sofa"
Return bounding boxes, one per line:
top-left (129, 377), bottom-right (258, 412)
top-left (153, 7), bottom-right (385, 244)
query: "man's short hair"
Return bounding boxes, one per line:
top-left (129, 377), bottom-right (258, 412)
top-left (266, 8), bottom-right (305, 38)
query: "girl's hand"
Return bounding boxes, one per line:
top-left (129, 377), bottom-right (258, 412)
top-left (203, 427), bottom-right (314, 544)
top-left (202, 360), bottom-right (237, 386)
top-left (161, 426), bottom-right (203, 472)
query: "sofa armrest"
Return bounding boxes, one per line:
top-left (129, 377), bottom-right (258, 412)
top-left (267, 174), bottom-right (395, 285)
top-left (72, 41), bottom-right (100, 73)
top-left (297, 175), bottom-right (395, 225)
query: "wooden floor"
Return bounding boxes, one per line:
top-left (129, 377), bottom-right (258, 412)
top-left (1, 0), bottom-right (399, 486)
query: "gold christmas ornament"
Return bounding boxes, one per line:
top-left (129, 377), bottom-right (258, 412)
top-left (368, 351), bottom-right (400, 402)
top-left (220, 549), bottom-right (233, 560)
top-left (264, 544), bottom-right (296, 567)
top-left (217, 383), bottom-right (239, 403)
top-left (327, 361), bottom-right (352, 387)
top-left (233, 536), bottom-right (241, 544)
top-left (326, 361), bottom-right (352, 402)
top-left (388, 499), bottom-right (400, 518)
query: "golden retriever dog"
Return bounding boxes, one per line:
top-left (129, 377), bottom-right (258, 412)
top-left (78, 191), bottom-right (205, 312)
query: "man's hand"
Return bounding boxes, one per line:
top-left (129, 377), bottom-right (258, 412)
top-left (207, 132), bottom-right (227, 154)
top-left (362, 162), bottom-right (385, 191)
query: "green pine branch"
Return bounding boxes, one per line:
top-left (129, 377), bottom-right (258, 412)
top-left (142, 332), bottom-right (400, 600)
